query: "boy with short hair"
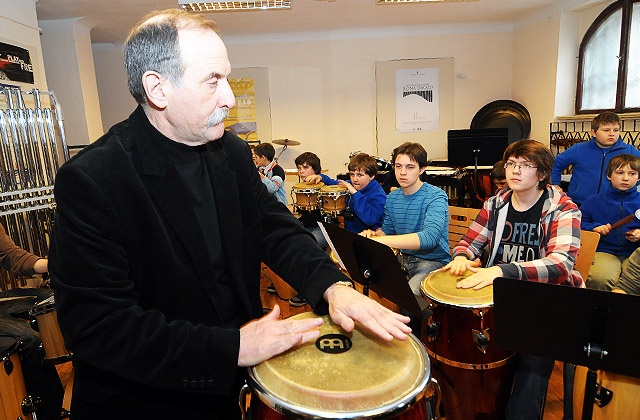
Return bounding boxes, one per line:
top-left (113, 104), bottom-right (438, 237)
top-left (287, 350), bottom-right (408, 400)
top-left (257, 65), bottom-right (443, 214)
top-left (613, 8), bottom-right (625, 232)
top-left (361, 142), bottom-right (450, 296)
top-left (253, 142), bottom-right (287, 205)
top-left (490, 159), bottom-right (507, 192)
top-left (551, 111), bottom-right (640, 206)
top-left (580, 154), bottom-right (640, 291)
top-left (306, 153), bottom-right (386, 234)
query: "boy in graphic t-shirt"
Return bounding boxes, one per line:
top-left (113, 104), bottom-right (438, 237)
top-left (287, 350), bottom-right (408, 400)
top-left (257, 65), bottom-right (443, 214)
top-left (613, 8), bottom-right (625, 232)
top-left (447, 140), bottom-right (583, 420)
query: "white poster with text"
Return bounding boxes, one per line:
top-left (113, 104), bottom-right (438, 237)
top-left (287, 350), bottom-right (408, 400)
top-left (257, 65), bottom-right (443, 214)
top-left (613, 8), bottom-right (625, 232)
top-left (396, 68), bottom-right (439, 133)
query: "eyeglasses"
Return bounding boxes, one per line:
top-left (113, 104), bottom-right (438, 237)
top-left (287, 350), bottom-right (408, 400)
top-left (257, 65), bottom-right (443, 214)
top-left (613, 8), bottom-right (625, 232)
top-left (504, 161), bottom-right (538, 171)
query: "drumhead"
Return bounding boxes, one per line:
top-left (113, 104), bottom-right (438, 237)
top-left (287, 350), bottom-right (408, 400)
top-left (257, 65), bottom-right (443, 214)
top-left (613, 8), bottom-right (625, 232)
top-left (29, 294), bottom-right (56, 317)
top-left (293, 182), bottom-right (324, 192)
top-left (249, 312), bottom-right (430, 418)
top-left (421, 269), bottom-right (493, 308)
top-left (319, 185), bottom-right (348, 194)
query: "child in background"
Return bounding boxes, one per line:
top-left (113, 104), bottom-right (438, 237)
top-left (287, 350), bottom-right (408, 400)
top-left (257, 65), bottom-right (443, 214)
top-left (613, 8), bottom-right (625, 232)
top-left (490, 160), bottom-right (507, 192)
top-left (253, 143), bottom-right (287, 205)
top-left (580, 154), bottom-right (640, 291)
top-left (294, 152), bottom-right (332, 248)
top-left (551, 111), bottom-right (640, 206)
top-left (306, 153), bottom-right (386, 234)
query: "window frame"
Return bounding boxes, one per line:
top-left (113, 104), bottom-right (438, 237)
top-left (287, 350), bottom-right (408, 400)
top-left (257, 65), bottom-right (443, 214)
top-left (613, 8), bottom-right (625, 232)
top-left (576, 0), bottom-right (640, 114)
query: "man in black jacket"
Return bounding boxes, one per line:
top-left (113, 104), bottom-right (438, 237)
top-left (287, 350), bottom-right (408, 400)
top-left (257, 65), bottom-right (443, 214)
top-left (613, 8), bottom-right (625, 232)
top-left (49, 9), bottom-right (410, 419)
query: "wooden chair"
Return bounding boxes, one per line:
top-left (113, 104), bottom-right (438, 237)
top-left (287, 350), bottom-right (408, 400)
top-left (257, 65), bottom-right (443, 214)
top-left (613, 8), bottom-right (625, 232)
top-left (574, 230), bottom-right (600, 280)
top-left (448, 206), bottom-right (480, 253)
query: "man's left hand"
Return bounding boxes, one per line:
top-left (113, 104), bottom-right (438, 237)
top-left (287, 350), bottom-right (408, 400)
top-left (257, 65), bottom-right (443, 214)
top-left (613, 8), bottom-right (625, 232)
top-left (323, 284), bottom-right (411, 341)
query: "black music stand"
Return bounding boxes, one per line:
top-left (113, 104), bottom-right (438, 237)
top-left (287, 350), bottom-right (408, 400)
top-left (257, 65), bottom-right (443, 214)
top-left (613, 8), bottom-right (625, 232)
top-left (492, 278), bottom-right (640, 420)
top-left (319, 222), bottom-right (431, 320)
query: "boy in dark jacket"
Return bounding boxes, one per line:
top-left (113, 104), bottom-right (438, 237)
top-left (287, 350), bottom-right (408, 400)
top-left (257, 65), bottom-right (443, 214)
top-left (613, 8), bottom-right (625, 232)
top-left (580, 154), bottom-right (640, 290)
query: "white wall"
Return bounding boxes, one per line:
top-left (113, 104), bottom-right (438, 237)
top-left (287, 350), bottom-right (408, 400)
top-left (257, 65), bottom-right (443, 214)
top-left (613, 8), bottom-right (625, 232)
top-left (39, 19), bottom-right (104, 146)
top-left (89, 27), bottom-right (514, 175)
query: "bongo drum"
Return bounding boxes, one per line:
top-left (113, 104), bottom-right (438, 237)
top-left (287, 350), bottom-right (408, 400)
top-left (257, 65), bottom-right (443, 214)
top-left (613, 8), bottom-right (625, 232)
top-left (0, 335), bottom-right (34, 420)
top-left (420, 269), bottom-right (515, 420)
top-left (29, 295), bottom-right (72, 364)
top-left (241, 312), bottom-right (431, 419)
top-left (573, 366), bottom-right (640, 419)
top-left (291, 182), bottom-right (324, 211)
top-left (318, 185), bottom-right (349, 216)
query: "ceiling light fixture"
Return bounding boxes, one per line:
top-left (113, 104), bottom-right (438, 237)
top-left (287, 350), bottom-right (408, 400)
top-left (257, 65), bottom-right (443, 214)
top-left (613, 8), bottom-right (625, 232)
top-left (179, 1), bottom-right (292, 12)
top-left (376, 0), bottom-right (478, 3)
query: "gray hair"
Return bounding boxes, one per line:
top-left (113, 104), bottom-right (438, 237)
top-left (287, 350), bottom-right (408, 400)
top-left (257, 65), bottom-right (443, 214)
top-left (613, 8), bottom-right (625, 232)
top-left (123, 9), bottom-right (219, 104)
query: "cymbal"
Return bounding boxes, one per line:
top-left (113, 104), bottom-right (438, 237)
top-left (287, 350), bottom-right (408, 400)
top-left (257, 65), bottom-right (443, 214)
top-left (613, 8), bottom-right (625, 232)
top-left (273, 138), bottom-right (301, 146)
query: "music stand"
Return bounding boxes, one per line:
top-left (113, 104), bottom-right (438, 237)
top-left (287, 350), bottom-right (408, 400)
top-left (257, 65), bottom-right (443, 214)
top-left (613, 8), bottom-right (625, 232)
top-left (492, 278), bottom-right (640, 420)
top-left (319, 222), bottom-right (431, 320)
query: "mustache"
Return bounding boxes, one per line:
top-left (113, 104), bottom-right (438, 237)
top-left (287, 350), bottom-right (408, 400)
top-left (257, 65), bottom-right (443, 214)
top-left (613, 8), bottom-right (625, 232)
top-left (206, 107), bottom-right (229, 128)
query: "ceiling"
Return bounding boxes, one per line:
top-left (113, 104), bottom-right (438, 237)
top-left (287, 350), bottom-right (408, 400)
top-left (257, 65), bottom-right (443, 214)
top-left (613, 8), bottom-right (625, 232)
top-left (34, 0), bottom-right (601, 45)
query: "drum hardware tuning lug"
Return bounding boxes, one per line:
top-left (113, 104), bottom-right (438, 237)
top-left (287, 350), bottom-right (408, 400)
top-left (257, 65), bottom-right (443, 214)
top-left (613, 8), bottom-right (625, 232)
top-left (594, 384), bottom-right (613, 407)
top-left (29, 318), bottom-right (39, 332)
top-left (426, 321), bottom-right (440, 341)
top-left (3, 355), bottom-right (13, 375)
top-left (472, 328), bottom-right (490, 353)
top-left (22, 395), bottom-right (43, 416)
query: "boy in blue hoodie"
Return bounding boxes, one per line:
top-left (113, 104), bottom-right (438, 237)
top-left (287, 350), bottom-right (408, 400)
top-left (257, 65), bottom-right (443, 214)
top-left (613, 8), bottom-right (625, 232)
top-left (306, 153), bottom-right (386, 234)
top-left (580, 154), bottom-right (640, 290)
top-left (551, 112), bottom-right (640, 206)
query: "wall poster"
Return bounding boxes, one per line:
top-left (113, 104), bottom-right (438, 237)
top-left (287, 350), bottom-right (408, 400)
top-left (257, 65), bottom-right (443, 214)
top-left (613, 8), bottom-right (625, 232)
top-left (0, 42), bottom-right (34, 84)
top-left (226, 77), bottom-right (258, 143)
top-left (396, 67), bottom-right (439, 133)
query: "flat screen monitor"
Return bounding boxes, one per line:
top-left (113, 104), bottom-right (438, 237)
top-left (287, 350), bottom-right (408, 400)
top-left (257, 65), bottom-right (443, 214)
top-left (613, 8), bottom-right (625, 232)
top-left (447, 128), bottom-right (509, 167)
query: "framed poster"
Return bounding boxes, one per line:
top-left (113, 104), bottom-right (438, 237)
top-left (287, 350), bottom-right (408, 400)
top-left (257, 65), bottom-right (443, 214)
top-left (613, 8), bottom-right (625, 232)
top-left (0, 41), bottom-right (34, 84)
top-left (226, 67), bottom-right (272, 144)
top-left (376, 58), bottom-right (453, 162)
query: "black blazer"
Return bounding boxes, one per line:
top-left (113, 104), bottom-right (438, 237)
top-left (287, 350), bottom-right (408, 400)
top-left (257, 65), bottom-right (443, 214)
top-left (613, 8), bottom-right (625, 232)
top-left (49, 107), bottom-right (346, 419)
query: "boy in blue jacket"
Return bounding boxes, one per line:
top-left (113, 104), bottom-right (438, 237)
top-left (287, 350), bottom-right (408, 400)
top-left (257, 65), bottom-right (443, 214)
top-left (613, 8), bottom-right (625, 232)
top-left (551, 112), bottom-right (640, 206)
top-left (580, 154), bottom-right (640, 290)
top-left (306, 153), bottom-right (386, 234)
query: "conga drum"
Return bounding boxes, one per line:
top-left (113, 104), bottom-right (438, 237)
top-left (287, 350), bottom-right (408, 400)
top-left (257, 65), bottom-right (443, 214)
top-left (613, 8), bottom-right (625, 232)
top-left (420, 269), bottom-right (516, 420)
top-left (318, 185), bottom-right (349, 216)
top-left (291, 182), bottom-right (324, 211)
top-left (573, 366), bottom-right (640, 419)
top-left (29, 295), bottom-right (72, 364)
top-left (241, 312), bottom-right (431, 419)
top-left (0, 335), bottom-right (34, 420)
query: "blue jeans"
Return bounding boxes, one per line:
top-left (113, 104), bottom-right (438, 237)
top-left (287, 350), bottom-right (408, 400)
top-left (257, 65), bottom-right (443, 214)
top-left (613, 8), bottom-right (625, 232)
top-left (505, 353), bottom-right (555, 420)
top-left (401, 254), bottom-right (444, 296)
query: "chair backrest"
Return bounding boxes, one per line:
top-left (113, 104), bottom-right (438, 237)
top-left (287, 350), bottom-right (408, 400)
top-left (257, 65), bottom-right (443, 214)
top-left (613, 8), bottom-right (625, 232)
top-left (574, 230), bottom-right (600, 280)
top-left (448, 206), bottom-right (481, 253)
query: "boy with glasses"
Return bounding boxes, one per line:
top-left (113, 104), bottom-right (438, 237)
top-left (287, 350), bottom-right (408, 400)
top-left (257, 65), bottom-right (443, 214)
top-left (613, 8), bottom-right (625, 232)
top-left (447, 140), bottom-right (583, 420)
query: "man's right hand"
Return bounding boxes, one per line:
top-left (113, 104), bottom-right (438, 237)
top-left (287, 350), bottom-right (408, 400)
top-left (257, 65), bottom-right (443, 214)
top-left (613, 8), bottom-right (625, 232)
top-left (238, 305), bottom-right (323, 367)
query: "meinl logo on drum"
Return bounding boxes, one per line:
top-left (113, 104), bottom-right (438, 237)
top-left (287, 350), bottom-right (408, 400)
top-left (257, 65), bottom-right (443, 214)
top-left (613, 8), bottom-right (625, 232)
top-left (315, 334), bottom-right (352, 354)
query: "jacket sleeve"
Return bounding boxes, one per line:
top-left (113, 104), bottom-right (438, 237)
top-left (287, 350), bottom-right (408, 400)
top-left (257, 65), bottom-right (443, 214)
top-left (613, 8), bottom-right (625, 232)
top-left (578, 199), bottom-right (601, 232)
top-left (452, 198), bottom-right (494, 260)
top-left (551, 147), bottom-right (575, 185)
top-left (0, 224), bottom-right (40, 276)
top-left (350, 185), bottom-right (386, 228)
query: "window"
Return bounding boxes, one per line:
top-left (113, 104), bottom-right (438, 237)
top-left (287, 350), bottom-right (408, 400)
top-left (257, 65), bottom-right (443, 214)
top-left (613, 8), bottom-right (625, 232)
top-left (576, 0), bottom-right (640, 113)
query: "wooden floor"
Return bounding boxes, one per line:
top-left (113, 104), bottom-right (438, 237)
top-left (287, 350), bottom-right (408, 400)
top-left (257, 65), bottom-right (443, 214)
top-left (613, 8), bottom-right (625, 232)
top-left (52, 268), bottom-right (567, 419)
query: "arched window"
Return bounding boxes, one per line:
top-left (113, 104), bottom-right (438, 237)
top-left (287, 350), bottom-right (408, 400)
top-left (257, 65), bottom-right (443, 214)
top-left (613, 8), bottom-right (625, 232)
top-left (576, 0), bottom-right (640, 114)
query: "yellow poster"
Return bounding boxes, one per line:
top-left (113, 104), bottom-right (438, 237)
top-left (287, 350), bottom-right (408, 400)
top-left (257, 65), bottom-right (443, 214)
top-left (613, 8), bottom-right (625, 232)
top-left (226, 78), bottom-right (258, 142)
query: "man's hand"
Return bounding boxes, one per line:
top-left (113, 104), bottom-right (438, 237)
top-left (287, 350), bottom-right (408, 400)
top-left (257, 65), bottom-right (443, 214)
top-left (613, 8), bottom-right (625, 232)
top-left (238, 305), bottom-right (324, 367)
top-left (323, 284), bottom-right (411, 342)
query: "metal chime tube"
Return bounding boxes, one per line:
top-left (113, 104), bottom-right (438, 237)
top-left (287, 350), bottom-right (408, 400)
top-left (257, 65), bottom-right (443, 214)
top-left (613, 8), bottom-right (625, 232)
top-left (0, 85), bottom-right (66, 289)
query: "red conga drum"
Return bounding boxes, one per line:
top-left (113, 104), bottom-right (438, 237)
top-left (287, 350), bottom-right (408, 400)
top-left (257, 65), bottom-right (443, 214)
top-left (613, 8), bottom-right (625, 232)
top-left (420, 269), bottom-right (516, 420)
top-left (0, 335), bottom-right (34, 420)
top-left (240, 312), bottom-right (431, 419)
